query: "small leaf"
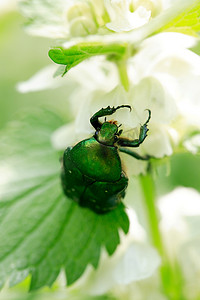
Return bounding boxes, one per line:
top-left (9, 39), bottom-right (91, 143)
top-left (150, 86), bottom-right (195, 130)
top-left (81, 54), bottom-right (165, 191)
top-left (49, 43), bottom-right (127, 74)
top-left (53, 65), bottom-right (66, 78)
top-left (159, 0), bottom-right (200, 36)
top-left (0, 108), bottom-right (129, 290)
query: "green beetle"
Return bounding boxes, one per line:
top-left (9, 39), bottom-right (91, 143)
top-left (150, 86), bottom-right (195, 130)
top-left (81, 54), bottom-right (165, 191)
top-left (61, 105), bottom-right (151, 214)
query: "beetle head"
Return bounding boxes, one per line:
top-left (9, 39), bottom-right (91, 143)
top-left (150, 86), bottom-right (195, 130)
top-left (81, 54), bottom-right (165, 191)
top-left (96, 122), bottom-right (122, 146)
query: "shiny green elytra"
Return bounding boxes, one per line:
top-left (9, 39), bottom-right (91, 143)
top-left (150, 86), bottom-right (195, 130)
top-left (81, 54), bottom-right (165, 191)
top-left (61, 105), bottom-right (151, 214)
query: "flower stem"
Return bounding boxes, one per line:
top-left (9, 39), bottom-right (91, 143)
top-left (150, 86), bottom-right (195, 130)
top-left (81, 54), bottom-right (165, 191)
top-left (116, 60), bottom-right (129, 92)
top-left (140, 173), bottom-right (186, 300)
top-left (140, 173), bottom-right (163, 253)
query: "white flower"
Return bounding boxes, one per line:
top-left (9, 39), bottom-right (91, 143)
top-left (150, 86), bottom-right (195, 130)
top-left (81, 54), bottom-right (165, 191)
top-left (19, 0), bottom-right (168, 38)
top-left (16, 65), bottom-right (65, 93)
top-left (66, 0), bottom-right (106, 37)
top-left (19, 0), bottom-right (198, 49)
top-left (158, 187), bottom-right (200, 298)
top-left (131, 32), bottom-right (200, 129)
top-left (104, 0), bottom-right (151, 32)
top-left (159, 187), bottom-right (200, 253)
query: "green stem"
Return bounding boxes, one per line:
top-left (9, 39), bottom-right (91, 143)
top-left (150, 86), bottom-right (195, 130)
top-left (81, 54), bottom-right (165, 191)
top-left (140, 173), bottom-right (164, 255)
top-left (140, 173), bottom-right (186, 300)
top-left (116, 60), bottom-right (129, 92)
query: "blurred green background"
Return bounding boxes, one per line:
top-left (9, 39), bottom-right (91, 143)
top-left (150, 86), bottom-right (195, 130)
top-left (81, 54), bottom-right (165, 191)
top-left (0, 9), bottom-right (70, 129)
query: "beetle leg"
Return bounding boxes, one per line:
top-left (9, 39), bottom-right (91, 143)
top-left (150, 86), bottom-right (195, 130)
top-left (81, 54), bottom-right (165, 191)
top-left (90, 105), bottom-right (131, 130)
top-left (117, 110), bottom-right (151, 147)
top-left (119, 148), bottom-right (150, 160)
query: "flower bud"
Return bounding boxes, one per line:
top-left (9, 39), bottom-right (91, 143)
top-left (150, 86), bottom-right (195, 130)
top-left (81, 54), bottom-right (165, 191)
top-left (69, 16), bottom-right (97, 37)
top-left (66, 2), bottom-right (97, 37)
top-left (132, 0), bottom-right (162, 17)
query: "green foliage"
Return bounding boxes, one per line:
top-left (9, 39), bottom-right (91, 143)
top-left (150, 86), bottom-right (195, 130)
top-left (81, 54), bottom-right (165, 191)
top-left (49, 43), bottom-right (127, 75)
top-left (10, 292), bottom-right (117, 300)
top-left (168, 153), bottom-right (200, 192)
top-left (159, 0), bottom-right (200, 36)
top-left (0, 109), bottom-right (129, 290)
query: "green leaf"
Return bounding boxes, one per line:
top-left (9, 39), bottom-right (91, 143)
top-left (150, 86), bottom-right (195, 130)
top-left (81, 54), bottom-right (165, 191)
top-left (0, 108), bottom-right (129, 290)
top-left (49, 43), bottom-right (127, 74)
top-left (159, 0), bottom-right (200, 36)
top-left (53, 65), bottom-right (66, 78)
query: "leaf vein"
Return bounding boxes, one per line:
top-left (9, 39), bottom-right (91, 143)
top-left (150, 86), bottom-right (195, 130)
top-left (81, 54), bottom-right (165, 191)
top-left (0, 182), bottom-right (61, 263)
top-left (32, 201), bottom-right (75, 268)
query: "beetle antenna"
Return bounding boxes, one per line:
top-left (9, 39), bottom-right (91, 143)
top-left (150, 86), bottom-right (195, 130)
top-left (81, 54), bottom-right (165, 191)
top-left (104, 117), bottom-right (107, 122)
top-left (118, 124), bottom-right (122, 128)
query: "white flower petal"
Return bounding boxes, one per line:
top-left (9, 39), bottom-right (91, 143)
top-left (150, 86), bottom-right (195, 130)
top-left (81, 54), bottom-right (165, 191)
top-left (162, 72), bottom-right (200, 127)
top-left (17, 57), bottom-right (118, 95)
top-left (113, 243), bottom-right (161, 284)
top-left (129, 32), bottom-right (197, 83)
top-left (120, 151), bottom-right (148, 176)
top-left (16, 65), bottom-right (65, 93)
top-left (68, 57), bottom-right (119, 94)
top-left (142, 124), bottom-right (174, 157)
top-left (129, 76), bottom-right (177, 124)
top-left (157, 188), bottom-right (200, 296)
top-left (158, 187), bottom-right (200, 258)
top-left (105, 0), bottom-right (151, 32)
top-left (183, 134), bottom-right (200, 154)
top-left (130, 33), bottom-right (200, 129)
top-left (159, 187), bottom-right (200, 222)
top-left (84, 242), bottom-right (160, 295)
top-left (159, 187), bottom-right (200, 246)
top-left (51, 122), bottom-right (77, 150)
top-left (74, 86), bottom-right (138, 138)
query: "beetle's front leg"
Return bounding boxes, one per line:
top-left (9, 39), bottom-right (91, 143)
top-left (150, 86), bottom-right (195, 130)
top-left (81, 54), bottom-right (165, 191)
top-left (119, 148), bottom-right (150, 160)
top-left (90, 105), bottom-right (131, 130)
top-left (117, 110), bottom-right (151, 147)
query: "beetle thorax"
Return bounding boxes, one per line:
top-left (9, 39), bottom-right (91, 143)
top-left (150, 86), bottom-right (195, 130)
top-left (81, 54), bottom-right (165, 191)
top-left (96, 122), bottom-right (118, 146)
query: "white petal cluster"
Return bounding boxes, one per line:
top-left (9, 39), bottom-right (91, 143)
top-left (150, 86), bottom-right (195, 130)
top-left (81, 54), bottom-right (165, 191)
top-left (19, 0), bottom-right (166, 38)
top-left (104, 0), bottom-right (152, 32)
